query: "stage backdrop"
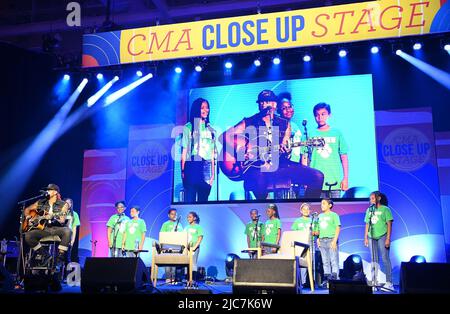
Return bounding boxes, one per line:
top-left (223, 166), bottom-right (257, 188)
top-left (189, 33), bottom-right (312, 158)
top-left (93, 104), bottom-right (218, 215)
top-left (79, 107), bottom-right (447, 282)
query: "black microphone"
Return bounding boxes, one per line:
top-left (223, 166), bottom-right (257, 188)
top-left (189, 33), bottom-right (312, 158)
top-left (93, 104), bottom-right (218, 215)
top-left (39, 190), bottom-right (49, 197)
top-left (206, 123), bottom-right (216, 139)
top-left (302, 120), bottom-right (307, 127)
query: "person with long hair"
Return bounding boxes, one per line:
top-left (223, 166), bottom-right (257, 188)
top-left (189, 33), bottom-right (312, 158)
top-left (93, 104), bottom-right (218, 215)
top-left (186, 211), bottom-right (203, 285)
top-left (181, 98), bottom-right (215, 202)
top-left (364, 191), bottom-right (394, 290)
top-left (262, 203), bottom-right (282, 254)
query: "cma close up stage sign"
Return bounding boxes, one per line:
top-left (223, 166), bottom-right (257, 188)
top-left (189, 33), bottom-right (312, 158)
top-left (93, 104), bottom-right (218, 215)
top-left (82, 0), bottom-right (450, 67)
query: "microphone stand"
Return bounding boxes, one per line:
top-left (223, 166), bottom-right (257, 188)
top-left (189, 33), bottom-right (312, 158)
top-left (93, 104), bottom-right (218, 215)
top-left (111, 216), bottom-right (123, 257)
top-left (174, 216), bottom-right (181, 232)
top-left (302, 121), bottom-right (312, 167)
top-left (367, 204), bottom-right (382, 291)
top-left (310, 213), bottom-right (318, 289)
top-left (253, 216), bottom-right (261, 259)
top-left (16, 193), bottom-right (47, 285)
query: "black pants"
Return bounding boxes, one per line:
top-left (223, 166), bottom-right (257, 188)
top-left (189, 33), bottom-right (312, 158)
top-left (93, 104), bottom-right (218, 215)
top-left (184, 181), bottom-right (211, 202)
top-left (24, 227), bottom-right (72, 252)
top-left (183, 160), bottom-right (212, 202)
top-left (244, 162), bottom-right (324, 199)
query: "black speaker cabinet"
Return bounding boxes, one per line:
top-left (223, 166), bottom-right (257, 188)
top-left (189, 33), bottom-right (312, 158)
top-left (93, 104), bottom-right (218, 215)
top-left (233, 258), bottom-right (300, 294)
top-left (329, 279), bottom-right (372, 294)
top-left (81, 257), bottom-right (150, 293)
top-left (400, 262), bottom-right (450, 294)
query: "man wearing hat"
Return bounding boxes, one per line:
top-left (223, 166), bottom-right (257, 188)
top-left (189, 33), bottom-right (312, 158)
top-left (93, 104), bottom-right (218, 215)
top-left (24, 183), bottom-right (72, 266)
top-left (223, 90), bottom-right (323, 199)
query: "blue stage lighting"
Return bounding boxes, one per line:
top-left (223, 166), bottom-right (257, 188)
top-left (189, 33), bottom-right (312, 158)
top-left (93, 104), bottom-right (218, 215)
top-left (413, 43), bottom-right (422, 50)
top-left (225, 253), bottom-right (240, 277)
top-left (63, 74), bottom-right (70, 81)
top-left (371, 46), bottom-right (379, 54)
top-left (339, 49), bottom-right (347, 57)
top-left (273, 57), bottom-right (281, 65)
top-left (445, 44), bottom-right (450, 52)
top-left (396, 49), bottom-right (403, 55)
top-left (254, 59), bottom-right (261, 67)
top-left (410, 255), bottom-right (427, 263)
top-left (352, 255), bottom-right (362, 264)
top-left (195, 65), bottom-right (203, 72)
top-left (114, 75), bottom-right (119, 80)
top-left (136, 70), bottom-right (143, 77)
top-left (96, 73), bottom-right (103, 80)
top-left (303, 54), bottom-right (311, 62)
top-left (175, 66), bottom-right (182, 74)
top-left (225, 61), bottom-right (233, 69)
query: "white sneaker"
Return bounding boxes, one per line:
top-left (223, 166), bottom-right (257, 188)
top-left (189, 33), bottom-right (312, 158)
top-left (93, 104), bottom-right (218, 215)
top-left (383, 282), bottom-right (394, 291)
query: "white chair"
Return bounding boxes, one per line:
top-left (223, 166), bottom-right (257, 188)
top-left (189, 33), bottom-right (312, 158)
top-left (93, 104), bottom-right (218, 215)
top-left (260, 230), bottom-right (314, 292)
top-left (151, 232), bottom-right (193, 286)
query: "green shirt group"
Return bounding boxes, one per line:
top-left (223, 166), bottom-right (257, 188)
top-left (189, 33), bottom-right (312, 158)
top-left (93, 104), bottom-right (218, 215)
top-left (291, 216), bottom-right (312, 233)
top-left (181, 122), bottom-right (215, 161)
top-left (263, 218), bottom-right (281, 244)
top-left (186, 224), bottom-right (204, 248)
top-left (123, 218), bottom-right (147, 250)
top-left (106, 214), bottom-right (130, 248)
top-left (364, 205), bottom-right (393, 239)
top-left (317, 211), bottom-right (341, 238)
top-left (244, 221), bottom-right (264, 248)
top-left (160, 220), bottom-right (184, 232)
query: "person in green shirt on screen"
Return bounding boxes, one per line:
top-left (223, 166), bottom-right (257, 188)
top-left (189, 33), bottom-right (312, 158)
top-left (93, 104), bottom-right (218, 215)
top-left (186, 211), bottom-right (203, 286)
top-left (262, 204), bottom-right (281, 254)
top-left (106, 201), bottom-right (130, 257)
top-left (122, 206), bottom-right (147, 257)
top-left (160, 208), bottom-right (183, 283)
top-left (304, 103), bottom-right (349, 199)
top-left (64, 198), bottom-right (80, 263)
top-left (317, 198), bottom-right (341, 288)
top-left (244, 209), bottom-right (264, 258)
top-left (292, 203), bottom-right (313, 285)
top-left (364, 191), bottom-right (394, 291)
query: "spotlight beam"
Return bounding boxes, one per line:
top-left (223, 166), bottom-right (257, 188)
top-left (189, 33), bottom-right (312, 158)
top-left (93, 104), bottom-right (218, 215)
top-left (87, 76), bottom-right (119, 107)
top-left (397, 51), bottom-right (450, 90)
top-left (0, 79), bottom-right (88, 220)
top-left (105, 73), bottom-right (153, 106)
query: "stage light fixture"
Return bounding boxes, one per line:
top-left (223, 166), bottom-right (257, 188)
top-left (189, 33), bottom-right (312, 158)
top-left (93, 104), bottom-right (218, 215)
top-left (445, 44), bottom-right (450, 52)
top-left (63, 74), bottom-right (70, 81)
top-left (339, 49), bottom-right (347, 58)
top-left (342, 254), bottom-right (365, 281)
top-left (225, 253), bottom-right (240, 277)
top-left (195, 65), bottom-right (203, 72)
top-left (303, 54), bottom-right (311, 62)
top-left (410, 255), bottom-right (427, 263)
top-left (371, 46), bottom-right (379, 54)
top-left (96, 73), bottom-right (103, 80)
top-left (396, 49), bottom-right (403, 55)
top-left (114, 75), bottom-right (119, 80)
top-left (225, 61), bottom-right (233, 69)
top-left (136, 70), bottom-right (143, 77)
top-left (413, 43), bottom-right (422, 50)
top-left (174, 66), bottom-right (182, 74)
top-left (254, 59), bottom-right (261, 67)
top-left (273, 57), bottom-right (281, 65)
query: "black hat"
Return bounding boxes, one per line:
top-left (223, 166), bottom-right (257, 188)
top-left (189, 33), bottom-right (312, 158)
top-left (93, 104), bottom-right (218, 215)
top-left (42, 183), bottom-right (60, 193)
top-left (267, 203), bottom-right (278, 210)
top-left (256, 90), bottom-right (277, 103)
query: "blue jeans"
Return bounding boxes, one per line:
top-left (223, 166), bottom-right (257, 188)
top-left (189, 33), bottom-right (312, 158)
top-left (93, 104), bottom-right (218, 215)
top-left (318, 238), bottom-right (339, 278)
top-left (368, 234), bottom-right (392, 283)
top-left (320, 190), bottom-right (341, 199)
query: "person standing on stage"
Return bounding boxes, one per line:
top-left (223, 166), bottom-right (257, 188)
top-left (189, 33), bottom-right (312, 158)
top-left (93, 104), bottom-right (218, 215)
top-left (122, 206), bottom-right (147, 257)
top-left (262, 203), bottom-right (282, 254)
top-left (364, 191), bottom-right (394, 290)
top-left (181, 98), bottom-right (215, 202)
top-left (186, 211), bottom-right (203, 285)
top-left (24, 184), bottom-right (72, 267)
top-left (244, 209), bottom-right (264, 257)
top-left (317, 198), bottom-right (341, 288)
top-left (291, 203), bottom-right (313, 285)
top-left (160, 208), bottom-right (183, 283)
top-left (106, 201), bottom-right (130, 257)
top-left (64, 198), bottom-right (80, 263)
top-left (305, 103), bottom-right (349, 198)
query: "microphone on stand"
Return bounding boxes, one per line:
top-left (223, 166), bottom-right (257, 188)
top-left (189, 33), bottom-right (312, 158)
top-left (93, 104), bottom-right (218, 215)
top-left (39, 190), bottom-right (49, 197)
top-left (206, 123), bottom-right (216, 139)
top-left (174, 215), bottom-right (182, 231)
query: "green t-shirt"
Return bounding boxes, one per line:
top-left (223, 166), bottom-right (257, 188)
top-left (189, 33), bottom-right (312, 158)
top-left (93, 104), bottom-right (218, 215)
top-left (123, 218), bottom-right (147, 250)
top-left (160, 220), bottom-right (184, 232)
top-left (68, 211), bottom-right (80, 229)
top-left (181, 122), bottom-right (214, 161)
top-left (364, 205), bottom-right (393, 239)
top-left (264, 218), bottom-right (281, 244)
top-left (317, 211), bottom-right (341, 238)
top-left (309, 128), bottom-right (348, 190)
top-left (289, 121), bottom-right (303, 163)
top-left (291, 216), bottom-right (312, 232)
top-left (106, 214), bottom-right (130, 248)
top-left (245, 221), bottom-right (264, 248)
top-left (186, 224), bottom-right (204, 247)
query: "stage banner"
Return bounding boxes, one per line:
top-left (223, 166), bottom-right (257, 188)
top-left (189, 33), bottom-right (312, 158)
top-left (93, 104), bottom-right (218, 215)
top-left (82, 0), bottom-right (449, 67)
top-left (375, 107), bottom-right (447, 273)
top-left (124, 124), bottom-right (175, 266)
top-left (79, 149), bottom-right (127, 261)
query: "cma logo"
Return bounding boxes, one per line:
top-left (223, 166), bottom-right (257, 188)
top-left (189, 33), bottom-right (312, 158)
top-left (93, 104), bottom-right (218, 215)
top-left (66, 2), bottom-right (81, 27)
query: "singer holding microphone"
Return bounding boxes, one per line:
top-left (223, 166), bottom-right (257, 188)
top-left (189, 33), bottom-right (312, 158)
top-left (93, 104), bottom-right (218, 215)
top-left (106, 201), bottom-right (130, 257)
top-left (364, 191), bottom-right (394, 290)
top-left (181, 98), bottom-right (215, 202)
top-left (160, 208), bottom-right (183, 284)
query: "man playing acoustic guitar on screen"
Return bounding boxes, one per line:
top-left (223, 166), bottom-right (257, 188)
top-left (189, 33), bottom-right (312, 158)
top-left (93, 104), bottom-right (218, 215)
top-left (220, 90), bottom-right (324, 200)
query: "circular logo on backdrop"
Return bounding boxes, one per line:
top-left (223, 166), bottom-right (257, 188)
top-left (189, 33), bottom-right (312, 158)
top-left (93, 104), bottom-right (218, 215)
top-left (131, 142), bottom-right (169, 181)
top-left (382, 127), bottom-right (431, 172)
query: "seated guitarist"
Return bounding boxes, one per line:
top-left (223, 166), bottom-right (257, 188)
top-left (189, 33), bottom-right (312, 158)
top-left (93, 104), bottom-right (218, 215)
top-left (223, 90), bottom-right (324, 199)
top-left (24, 183), bottom-right (72, 267)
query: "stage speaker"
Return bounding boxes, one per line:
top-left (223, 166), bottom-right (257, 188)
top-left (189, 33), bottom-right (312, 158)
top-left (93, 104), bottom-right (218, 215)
top-left (24, 272), bottom-right (61, 292)
top-left (400, 262), bottom-right (450, 294)
top-left (0, 265), bottom-right (14, 292)
top-left (328, 279), bottom-right (372, 294)
top-left (233, 259), bottom-right (299, 294)
top-left (81, 257), bottom-right (150, 293)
